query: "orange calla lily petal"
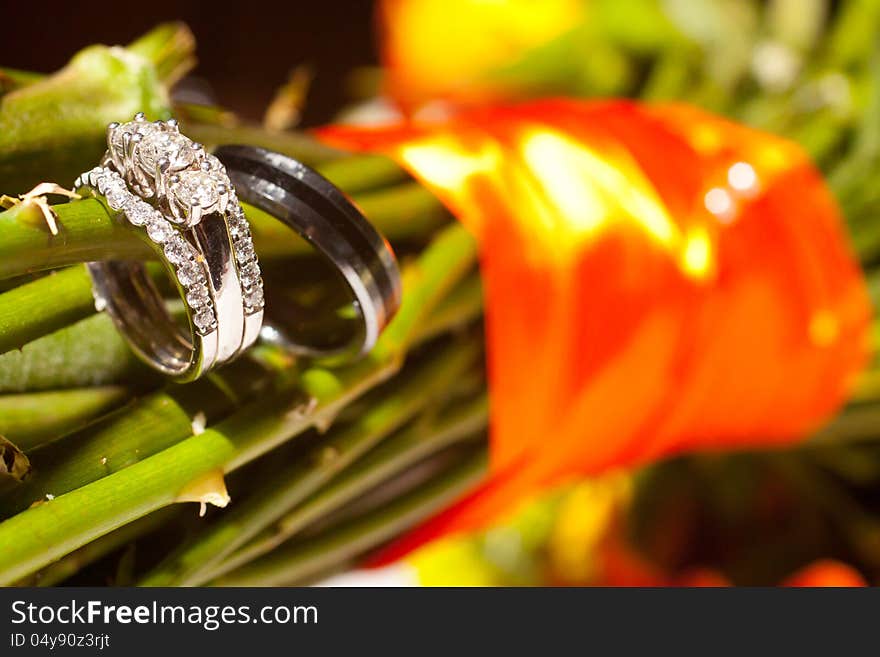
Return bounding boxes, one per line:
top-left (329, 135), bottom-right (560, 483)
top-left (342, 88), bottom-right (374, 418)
top-left (318, 99), bottom-right (871, 556)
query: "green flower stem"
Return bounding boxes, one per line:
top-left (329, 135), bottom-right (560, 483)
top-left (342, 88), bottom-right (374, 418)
top-left (0, 250), bottom-right (478, 477)
top-left (212, 450), bottom-right (488, 586)
top-left (0, 200), bottom-right (150, 280)
top-left (0, 385), bottom-right (129, 453)
top-left (17, 507), bottom-right (177, 587)
top-left (0, 223), bottom-right (478, 585)
top-left (352, 183), bottom-right (450, 246)
top-left (0, 275), bottom-right (478, 398)
top-left (181, 122), bottom-right (343, 168)
top-left (411, 274), bottom-right (483, 345)
top-left (0, 385), bottom-right (226, 519)
top-left (0, 24), bottom-right (194, 193)
top-left (315, 155), bottom-right (409, 194)
top-left (0, 352), bottom-right (288, 519)
top-left (0, 68), bottom-right (42, 92)
top-left (206, 395), bottom-right (488, 584)
top-left (0, 313), bottom-right (149, 393)
top-left (0, 183), bottom-right (443, 283)
top-left (0, 267), bottom-right (95, 354)
top-left (125, 22), bottom-right (197, 89)
top-left (0, 273), bottom-right (481, 565)
top-left (140, 339), bottom-right (481, 586)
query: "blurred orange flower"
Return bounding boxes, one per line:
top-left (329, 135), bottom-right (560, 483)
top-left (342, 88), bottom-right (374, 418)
top-left (319, 99), bottom-right (871, 555)
top-left (379, 0), bottom-right (585, 110)
top-left (782, 559), bottom-right (868, 587)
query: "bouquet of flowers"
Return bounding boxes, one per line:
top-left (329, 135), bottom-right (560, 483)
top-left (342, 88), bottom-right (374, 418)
top-left (1, 0), bottom-right (878, 587)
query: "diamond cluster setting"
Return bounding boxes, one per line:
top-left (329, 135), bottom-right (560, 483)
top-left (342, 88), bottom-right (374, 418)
top-left (106, 113), bottom-right (231, 228)
top-left (75, 167), bottom-right (219, 335)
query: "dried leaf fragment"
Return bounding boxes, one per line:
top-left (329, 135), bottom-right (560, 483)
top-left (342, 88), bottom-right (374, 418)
top-left (0, 435), bottom-right (31, 484)
top-left (263, 65), bottom-right (312, 131)
top-left (0, 182), bottom-right (80, 236)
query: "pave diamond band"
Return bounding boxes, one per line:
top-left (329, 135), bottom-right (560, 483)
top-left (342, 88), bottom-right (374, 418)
top-left (76, 167), bottom-right (221, 379)
top-left (81, 167), bottom-right (218, 333)
top-left (76, 114), bottom-right (264, 381)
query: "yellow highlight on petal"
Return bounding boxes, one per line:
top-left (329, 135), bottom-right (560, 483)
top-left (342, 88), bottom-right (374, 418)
top-left (810, 310), bottom-right (840, 347)
top-left (521, 130), bottom-right (677, 247)
top-left (402, 128), bottom-right (718, 283)
top-left (681, 226), bottom-right (714, 280)
top-left (400, 138), bottom-right (497, 191)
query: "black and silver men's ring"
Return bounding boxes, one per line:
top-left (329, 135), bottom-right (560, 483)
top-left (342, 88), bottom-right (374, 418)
top-left (214, 144), bottom-right (402, 361)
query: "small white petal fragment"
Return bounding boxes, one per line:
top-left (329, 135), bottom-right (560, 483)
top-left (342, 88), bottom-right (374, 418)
top-left (191, 411), bottom-right (206, 435)
top-left (317, 563), bottom-right (420, 587)
top-left (176, 468), bottom-right (230, 517)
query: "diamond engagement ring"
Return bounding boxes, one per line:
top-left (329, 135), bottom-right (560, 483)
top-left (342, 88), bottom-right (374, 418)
top-left (75, 114), bottom-right (264, 381)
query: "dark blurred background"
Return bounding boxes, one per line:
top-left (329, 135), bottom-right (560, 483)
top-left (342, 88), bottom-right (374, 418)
top-left (0, 0), bottom-right (376, 125)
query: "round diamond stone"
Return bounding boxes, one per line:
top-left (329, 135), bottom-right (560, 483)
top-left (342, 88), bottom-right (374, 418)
top-left (172, 170), bottom-right (221, 209)
top-left (110, 121), bottom-right (157, 159)
top-left (88, 168), bottom-right (107, 187)
top-left (244, 286), bottom-right (264, 310)
top-left (103, 182), bottom-right (129, 210)
top-left (193, 307), bottom-right (216, 334)
top-left (126, 201), bottom-right (153, 227)
top-left (146, 217), bottom-right (174, 243)
top-left (238, 262), bottom-right (260, 287)
top-left (235, 238), bottom-right (255, 263)
top-left (136, 130), bottom-right (196, 173)
top-left (163, 239), bottom-right (191, 265)
top-left (186, 285), bottom-right (210, 308)
top-left (202, 153), bottom-right (223, 172)
top-left (229, 221), bottom-right (246, 240)
top-left (176, 260), bottom-right (205, 287)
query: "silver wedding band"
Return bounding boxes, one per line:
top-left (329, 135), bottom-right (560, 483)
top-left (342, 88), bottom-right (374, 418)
top-left (214, 145), bottom-right (402, 361)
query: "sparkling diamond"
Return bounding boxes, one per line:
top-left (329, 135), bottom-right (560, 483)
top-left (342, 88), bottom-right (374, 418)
top-left (235, 239), bottom-right (255, 263)
top-left (146, 217), bottom-right (174, 243)
top-left (136, 130), bottom-right (196, 173)
top-left (103, 182), bottom-right (129, 210)
top-left (88, 169), bottom-right (106, 187)
top-left (244, 286), bottom-right (264, 309)
top-left (176, 260), bottom-right (205, 287)
top-left (202, 153), bottom-right (223, 173)
top-left (126, 201), bottom-right (153, 227)
top-left (229, 221), bottom-right (246, 239)
top-left (186, 285), bottom-right (210, 308)
top-left (163, 239), bottom-right (190, 265)
top-left (238, 262), bottom-right (260, 287)
top-left (172, 170), bottom-right (221, 209)
top-left (193, 307), bottom-right (216, 333)
top-left (109, 122), bottom-right (157, 159)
